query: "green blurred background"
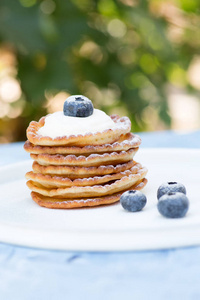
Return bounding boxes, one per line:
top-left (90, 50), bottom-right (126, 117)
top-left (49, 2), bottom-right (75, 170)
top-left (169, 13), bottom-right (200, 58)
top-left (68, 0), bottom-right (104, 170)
top-left (0, 0), bottom-right (200, 143)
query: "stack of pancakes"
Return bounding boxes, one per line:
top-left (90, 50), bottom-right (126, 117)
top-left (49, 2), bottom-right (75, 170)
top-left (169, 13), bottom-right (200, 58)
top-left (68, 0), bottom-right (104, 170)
top-left (24, 114), bottom-right (147, 208)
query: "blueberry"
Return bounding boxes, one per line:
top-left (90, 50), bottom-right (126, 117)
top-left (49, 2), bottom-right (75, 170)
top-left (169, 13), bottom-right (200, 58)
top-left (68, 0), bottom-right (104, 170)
top-left (63, 95), bottom-right (93, 117)
top-left (157, 192), bottom-right (189, 218)
top-left (157, 182), bottom-right (186, 200)
top-left (120, 190), bottom-right (147, 212)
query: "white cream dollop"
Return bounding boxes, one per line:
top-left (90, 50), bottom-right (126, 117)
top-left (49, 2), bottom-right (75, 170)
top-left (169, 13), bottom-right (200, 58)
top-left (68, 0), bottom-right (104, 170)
top-left (37, 109), bottom-right (116, 138)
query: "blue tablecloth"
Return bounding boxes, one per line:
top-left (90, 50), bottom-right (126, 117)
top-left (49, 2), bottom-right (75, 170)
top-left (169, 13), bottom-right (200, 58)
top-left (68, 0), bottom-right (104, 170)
top-left (0, 130), bottom-right (200, 300)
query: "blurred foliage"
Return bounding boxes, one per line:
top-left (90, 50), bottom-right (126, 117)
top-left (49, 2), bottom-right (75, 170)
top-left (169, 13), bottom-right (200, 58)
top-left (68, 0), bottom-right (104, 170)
top-left (0, 0), bottom-right (200, 142)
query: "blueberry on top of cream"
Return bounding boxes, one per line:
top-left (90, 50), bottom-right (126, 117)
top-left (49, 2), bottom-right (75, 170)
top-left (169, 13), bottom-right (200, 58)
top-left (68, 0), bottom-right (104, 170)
top-left (38, 100), bottom-right (116, 138)
top-left (63, 95), bottom-right (94, 117)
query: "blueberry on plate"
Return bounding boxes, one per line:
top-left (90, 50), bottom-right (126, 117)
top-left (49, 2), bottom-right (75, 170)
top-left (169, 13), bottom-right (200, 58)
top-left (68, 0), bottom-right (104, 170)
top-left (63, 95), bottom-right (93, 117)
top-left (120, 190), bottom-right (147, 212)
top-left (157, 182), bottom-right (186, 200)
top-left (157, 192), bottom-right (189, 218)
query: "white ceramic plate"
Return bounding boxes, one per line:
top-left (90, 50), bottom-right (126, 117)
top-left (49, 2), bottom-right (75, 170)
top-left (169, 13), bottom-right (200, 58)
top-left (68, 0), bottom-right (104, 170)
top-left (0, 148), bottom-right (199, 251)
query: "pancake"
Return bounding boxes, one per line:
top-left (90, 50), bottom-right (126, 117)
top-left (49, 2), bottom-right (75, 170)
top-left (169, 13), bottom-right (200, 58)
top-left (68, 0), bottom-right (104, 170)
top-left (31, 160), bottom-right (136, 178)
top-left (30, 148), bottom-right (138, 167)
top-left (24, 133), bottom-right (141, 155)
top-left (26, 166), bottom-right (147, 198)
top-left (30, 178), bottom-right (148, 208)
top-left (26, 163), bottom-right (142, 188)
top-left (27, 114), bottom-right (131, 146)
